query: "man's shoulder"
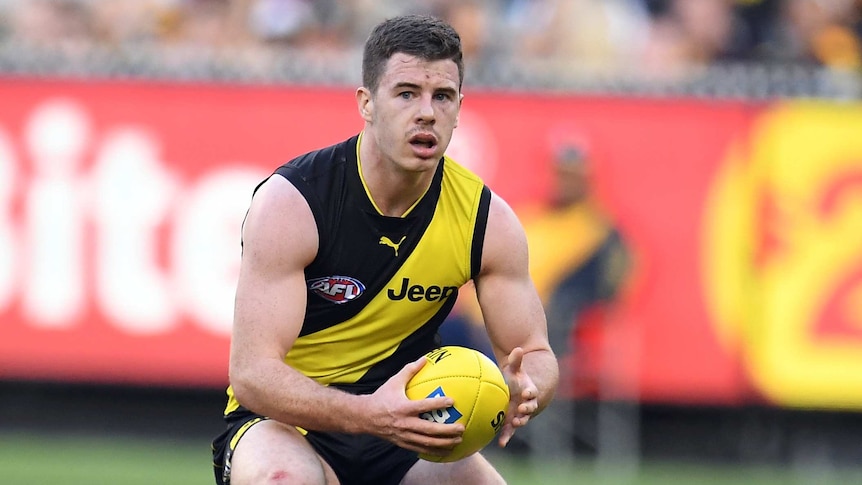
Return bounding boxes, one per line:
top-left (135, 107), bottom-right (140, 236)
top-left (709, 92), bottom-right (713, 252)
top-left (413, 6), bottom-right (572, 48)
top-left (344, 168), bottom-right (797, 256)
top-left (251, 134), bottom-right (358, 200)
top-left (280, 134), bottom-right (359, 173)
top-left (442, 154), bottom-right (482, 181)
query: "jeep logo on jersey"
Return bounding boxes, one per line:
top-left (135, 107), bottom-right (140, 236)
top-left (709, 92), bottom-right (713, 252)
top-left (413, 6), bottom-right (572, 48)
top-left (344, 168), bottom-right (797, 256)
top-left (387, 277), bottom-right (458, 302)
top-left (308, 276), bottom-right (365, 304)
top-left (419, 386), bottom-right (462, 424)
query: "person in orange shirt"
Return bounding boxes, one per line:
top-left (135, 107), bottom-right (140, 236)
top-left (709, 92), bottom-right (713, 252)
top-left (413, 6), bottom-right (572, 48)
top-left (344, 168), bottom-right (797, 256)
top-left (523, 142), bottom-right (629, 363)
top-left (518, 139), bottom-right (630, 458)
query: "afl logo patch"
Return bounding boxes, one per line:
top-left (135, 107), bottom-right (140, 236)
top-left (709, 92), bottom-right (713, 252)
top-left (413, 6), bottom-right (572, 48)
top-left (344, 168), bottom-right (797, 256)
top-left (308, 276), bottom-right (365, 304)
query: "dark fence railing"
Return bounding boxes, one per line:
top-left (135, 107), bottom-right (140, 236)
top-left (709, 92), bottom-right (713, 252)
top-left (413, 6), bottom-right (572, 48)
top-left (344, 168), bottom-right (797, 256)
top-left (1, 41), bottom-right (859, 100)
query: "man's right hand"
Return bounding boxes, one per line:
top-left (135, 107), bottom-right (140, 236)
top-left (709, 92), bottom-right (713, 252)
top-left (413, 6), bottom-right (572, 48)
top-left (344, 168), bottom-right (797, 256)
top-left (362, 357), bottom-right (465, 457)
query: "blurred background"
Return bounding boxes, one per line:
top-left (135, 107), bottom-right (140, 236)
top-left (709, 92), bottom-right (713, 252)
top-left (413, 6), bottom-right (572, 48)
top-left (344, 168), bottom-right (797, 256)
top-left (2, 0), bottom-right (862, 484)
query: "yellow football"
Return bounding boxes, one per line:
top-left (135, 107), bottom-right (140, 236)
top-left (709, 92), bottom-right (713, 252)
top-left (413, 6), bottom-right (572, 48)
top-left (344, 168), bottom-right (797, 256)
top-left (405, 345), bottom-right (510, 462)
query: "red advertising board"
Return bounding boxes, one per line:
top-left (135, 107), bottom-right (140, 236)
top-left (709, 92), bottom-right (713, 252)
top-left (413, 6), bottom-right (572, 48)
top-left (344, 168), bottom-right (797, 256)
top-left (1, 78), bottom-right (861, 410)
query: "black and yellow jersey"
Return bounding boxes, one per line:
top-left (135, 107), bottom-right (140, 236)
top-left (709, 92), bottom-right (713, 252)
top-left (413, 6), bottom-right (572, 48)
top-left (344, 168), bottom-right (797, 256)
top-left (225, 134), bottom-right (491, 415)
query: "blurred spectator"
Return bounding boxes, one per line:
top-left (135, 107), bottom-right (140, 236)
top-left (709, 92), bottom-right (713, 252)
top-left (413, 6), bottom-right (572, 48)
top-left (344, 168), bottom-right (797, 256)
top-left (247, 0), bottom-right (316, 45)
top-left (89, 1), bottom-right (171, 48)
top-left (0, 0), bottom-right (859, 87)
top-left (499, 0), bottom-right (651, 77)
top-left (516, 133), bottom-right (630, 458)
top-left (430, 0), bottom-right (495, 65)
top-left (173, 0), bottom-right (242, 49)
top-left (771, 0), bottom-right (862, 69)
top-left (639, 0), bottom-right (758, 80)
top-left (6, 0), bottom-right (94, 50)
top-left (521, 137), bottom-right (629, 374)
top-left (437, 280), bottom-right (496, 362)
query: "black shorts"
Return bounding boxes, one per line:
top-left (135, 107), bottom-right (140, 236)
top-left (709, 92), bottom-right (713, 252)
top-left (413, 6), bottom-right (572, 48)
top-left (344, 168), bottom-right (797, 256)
top-left (212, 408), bottom-right (420, 485)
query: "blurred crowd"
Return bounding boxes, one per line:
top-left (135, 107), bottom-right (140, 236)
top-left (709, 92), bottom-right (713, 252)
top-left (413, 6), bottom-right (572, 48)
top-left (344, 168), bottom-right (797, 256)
top-left (0, 0), bottom-right (860, 84)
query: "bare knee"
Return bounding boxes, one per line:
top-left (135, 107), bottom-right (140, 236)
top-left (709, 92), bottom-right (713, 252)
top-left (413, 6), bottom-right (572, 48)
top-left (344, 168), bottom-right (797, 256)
top-left (228, 420), bottom-right (336, 485)
top-left (237, 465), bottom-right (326, 485)
top-left (231, 449), bottom-right (330, 485)
top-left (402, 453), bottom-right (506, 485)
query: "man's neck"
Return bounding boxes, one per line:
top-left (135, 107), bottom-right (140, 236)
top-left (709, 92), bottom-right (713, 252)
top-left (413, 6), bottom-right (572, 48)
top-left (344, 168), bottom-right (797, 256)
top-left (358, 132), bottom-right (435, 217)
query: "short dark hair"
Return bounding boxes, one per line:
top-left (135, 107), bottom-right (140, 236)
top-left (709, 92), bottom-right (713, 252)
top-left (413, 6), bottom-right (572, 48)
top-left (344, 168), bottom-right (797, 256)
top-left (362, 14), bottom-right (464, 94)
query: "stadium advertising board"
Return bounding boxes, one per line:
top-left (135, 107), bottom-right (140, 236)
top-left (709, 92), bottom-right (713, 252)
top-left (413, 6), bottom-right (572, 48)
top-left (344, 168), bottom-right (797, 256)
top-left (0, 79), bottom-right (860, 410)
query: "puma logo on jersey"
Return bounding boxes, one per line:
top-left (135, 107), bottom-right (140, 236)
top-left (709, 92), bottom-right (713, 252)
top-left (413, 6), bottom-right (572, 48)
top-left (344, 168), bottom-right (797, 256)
top-left (379, 235), bottom-right (406, 256)
top-left (388, 277), bottom-right (458, 302)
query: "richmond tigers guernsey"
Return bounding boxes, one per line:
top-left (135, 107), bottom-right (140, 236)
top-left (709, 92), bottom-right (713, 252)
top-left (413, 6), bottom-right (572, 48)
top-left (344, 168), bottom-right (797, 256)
top-left (224, 133), bottom-right (491, 415)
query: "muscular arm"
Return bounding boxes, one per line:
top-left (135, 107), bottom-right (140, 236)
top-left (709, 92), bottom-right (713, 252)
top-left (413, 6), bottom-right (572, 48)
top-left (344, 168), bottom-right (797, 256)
top-left (229, 175), bottom-right (362, 431)
top-left (229, 175), bottom-right (462, 453)
top-left (474, 193), bottom-right (560, 444)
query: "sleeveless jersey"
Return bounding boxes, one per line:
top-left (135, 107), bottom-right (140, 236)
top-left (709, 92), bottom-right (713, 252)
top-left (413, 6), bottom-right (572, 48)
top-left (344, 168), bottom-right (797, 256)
top-left (224, 134), bottom-right (491, 414)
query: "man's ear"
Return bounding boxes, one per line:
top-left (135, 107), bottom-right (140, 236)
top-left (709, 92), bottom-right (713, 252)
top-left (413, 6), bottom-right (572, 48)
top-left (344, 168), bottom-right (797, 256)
top-left (454, 92), bottom-right (464, 128)
top-left (356, 87), bottom-right (373, 122)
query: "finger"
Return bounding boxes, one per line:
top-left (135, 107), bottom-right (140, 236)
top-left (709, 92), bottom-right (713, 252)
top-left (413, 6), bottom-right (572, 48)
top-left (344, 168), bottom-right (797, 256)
top-left (512, 414), bottom-right (530, 427)
top-left (507, 347), bottom-right (525, 373)
top-left (407, 395), bottom-right (457, 414)
top-left (395, 357), bottom-right (428, 388)
top-left (521, 385), bottom-right (537, 401)
top-left (405, 429), bottom-right (462, 445)
top-left (498, 423), bottom-right (515, 447)
top-left (518, 400), bottom-right (538, 416)
top-left (420, 422), bottom-right (465, 438)
top-left (402, 430), bottom-right (463, 454)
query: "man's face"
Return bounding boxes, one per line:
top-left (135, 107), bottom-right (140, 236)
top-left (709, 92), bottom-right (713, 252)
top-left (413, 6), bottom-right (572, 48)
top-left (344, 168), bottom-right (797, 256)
top-left (361, 53), bottom-right (462, 172)
top-left (553, 148), bottom-right (590, 207)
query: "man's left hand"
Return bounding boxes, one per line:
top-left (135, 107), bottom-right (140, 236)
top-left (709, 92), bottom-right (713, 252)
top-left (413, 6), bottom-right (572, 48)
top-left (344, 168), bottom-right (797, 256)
top-left (498, 346), bottom-right (539, 447)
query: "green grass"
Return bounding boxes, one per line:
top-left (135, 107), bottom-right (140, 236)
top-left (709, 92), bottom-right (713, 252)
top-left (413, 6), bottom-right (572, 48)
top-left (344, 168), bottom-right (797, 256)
top-left (0, 433), bottom-right (211, 485)
top-left (489, 452), bottom-right (862, 485)
top-left (1, 432), bottom-right (861, 485)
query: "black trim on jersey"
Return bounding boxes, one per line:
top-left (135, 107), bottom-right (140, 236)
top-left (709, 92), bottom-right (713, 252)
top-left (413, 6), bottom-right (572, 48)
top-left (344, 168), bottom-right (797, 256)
top-left (239, 177), bottom-right (274, 252)
top-left (470, 186), bottom-right (492, 280)
top-left (274, 137), bottom-right (352, 267)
